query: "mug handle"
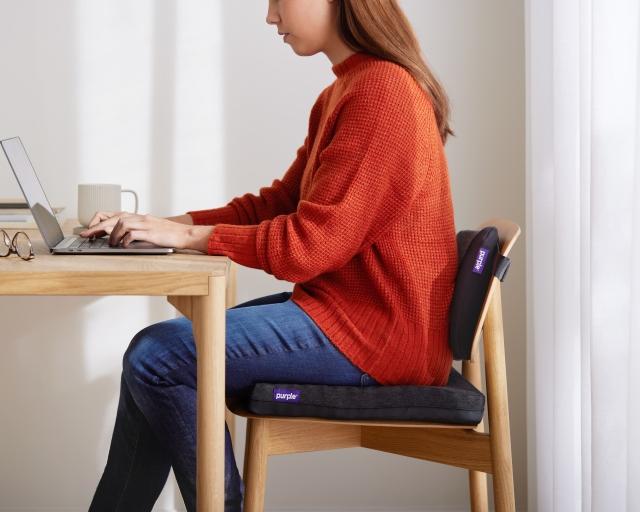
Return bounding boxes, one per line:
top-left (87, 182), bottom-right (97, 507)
top-left (121, 189), bottom-right (139, 214)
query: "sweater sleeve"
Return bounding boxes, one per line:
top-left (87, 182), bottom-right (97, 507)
top-left (186, 137), bottom-right (308, 226)
top-left (205, 78), bottom-right (437, 283)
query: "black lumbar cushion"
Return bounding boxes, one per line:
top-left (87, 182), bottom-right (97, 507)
top-left (449, 227), bottom-right (511, 360)
top-left (247, 367), bottom-right (485, 425)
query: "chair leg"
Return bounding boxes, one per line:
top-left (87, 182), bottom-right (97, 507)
top-left (469, 470), bottom-right (489, 512)
top-left (243, 418), bottom-right (269, 512)
top-left (483, 285), bottom-right (516, 512)
top-left (463, 358), bottom-right (489, 512)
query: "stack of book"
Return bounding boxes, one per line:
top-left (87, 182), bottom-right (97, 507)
top-left (0, 197), bottom-right (65, 229)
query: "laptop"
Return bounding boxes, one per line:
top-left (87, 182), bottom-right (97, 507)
top-left (1, 137), bottom-right (174, 254)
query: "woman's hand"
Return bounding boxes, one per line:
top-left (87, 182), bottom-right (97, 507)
top-left (81, 211), bottom-right (135, 237)
top-left (79, 212), bottom-right (214, 251)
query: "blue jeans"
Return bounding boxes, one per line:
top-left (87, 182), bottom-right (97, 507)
top-left (88, 291), bottom-right (378, 511)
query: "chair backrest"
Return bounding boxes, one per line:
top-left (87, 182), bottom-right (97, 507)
top-left (449, 218), bottom-right (521, 360)
top-left (468, 218), bottom-right (521, 359)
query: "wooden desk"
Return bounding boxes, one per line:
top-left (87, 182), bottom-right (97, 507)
top-left (0, 221), bottom-right (238, 511)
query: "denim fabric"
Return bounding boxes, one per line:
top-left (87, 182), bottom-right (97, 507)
top-left (89, 291), bottom-right (378, 512)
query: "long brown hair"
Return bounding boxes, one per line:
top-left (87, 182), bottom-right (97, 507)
top-left (336, 0), bottom-right (453, 143)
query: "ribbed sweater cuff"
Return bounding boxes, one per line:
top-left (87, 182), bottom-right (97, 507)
top-left (206, 223), bottom-right (262, 269)
top-left (186, 204), bottom-right (239, 226)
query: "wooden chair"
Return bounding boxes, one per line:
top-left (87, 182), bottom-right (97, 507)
top-left (229, 218), bottom-right (521, 512)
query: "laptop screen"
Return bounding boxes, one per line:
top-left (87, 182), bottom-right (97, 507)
top-left (1, 137), bottom-right (64, 249)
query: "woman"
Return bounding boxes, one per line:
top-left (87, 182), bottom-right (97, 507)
top-left (85, 0), bottom-right (457, 510)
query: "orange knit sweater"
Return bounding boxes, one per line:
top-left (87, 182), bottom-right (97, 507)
top-left (187, 52), bottom-right (457, 386)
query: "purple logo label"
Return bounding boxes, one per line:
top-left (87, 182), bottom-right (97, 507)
top-left (472, 247), bottom-right (490, 274)
top-left (273, 388), bottom-right (301, 403)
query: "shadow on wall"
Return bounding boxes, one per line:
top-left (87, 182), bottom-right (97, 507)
top-left (146, 0), bottom-right (180, 362)
top-left (147, 0), bottom-right (183, 492)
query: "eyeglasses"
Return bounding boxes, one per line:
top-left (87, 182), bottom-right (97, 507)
top-left (0, 229), bottom-right (35, 261)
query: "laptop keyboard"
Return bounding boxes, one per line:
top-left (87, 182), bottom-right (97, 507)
top-left (69, 237), bottom-right (110, 249)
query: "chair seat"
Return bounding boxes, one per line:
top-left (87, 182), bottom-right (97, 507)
top-left (245, 368), bottom-right (485, 426)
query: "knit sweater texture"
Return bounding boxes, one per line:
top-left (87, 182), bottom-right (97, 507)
top-left (187, 52), bottom-right (458, 386)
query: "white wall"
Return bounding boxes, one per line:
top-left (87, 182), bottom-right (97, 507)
top-left (0, 1), bottom-right (525, 510)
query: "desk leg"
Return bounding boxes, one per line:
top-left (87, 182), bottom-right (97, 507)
top-left (193, 275), bottom-right (226, 511)
top-left (225, 262), bottom-right (237, 449)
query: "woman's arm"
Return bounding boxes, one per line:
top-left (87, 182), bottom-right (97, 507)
top-left (80, 212), bottom-right (214, 252)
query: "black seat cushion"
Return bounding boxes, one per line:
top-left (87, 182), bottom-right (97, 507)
top-left (247, 367), bottom-right (485, 425)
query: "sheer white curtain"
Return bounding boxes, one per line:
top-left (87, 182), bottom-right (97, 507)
top-left (527, 0), bottom-right (640, 510)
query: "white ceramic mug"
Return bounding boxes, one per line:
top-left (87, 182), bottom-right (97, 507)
top-left (78, 183), bottom-right (139, 227)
